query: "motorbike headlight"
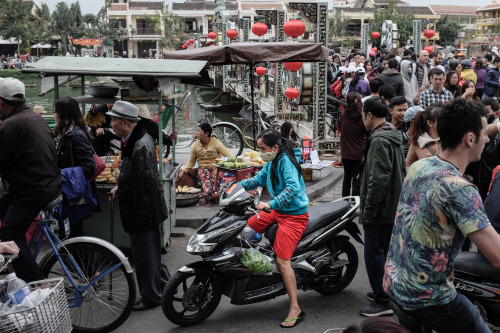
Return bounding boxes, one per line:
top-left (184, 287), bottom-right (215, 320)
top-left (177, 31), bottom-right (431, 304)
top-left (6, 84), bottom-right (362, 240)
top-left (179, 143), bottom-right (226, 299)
top-left (186, 227), bottom-right (240, 253)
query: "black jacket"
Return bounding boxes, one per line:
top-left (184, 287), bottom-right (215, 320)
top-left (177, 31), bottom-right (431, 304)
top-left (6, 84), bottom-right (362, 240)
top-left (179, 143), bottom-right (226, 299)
top-left (57, 125), bottom-right (95, 179)
top-left (0, 103), bottom-right (61, 207)
top-left (379, 69), bottom-right (405, 97)
top-left (118, 125), bottom-right (168, 233)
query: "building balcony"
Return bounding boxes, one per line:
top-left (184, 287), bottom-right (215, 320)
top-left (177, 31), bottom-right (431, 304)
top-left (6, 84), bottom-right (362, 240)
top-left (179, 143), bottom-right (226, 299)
top-left (136, 28), bottom-right (156, 35)
top-left (477, 18), bottom-right (499, 24)
top-left (108, 4), bottom-right (127, 12)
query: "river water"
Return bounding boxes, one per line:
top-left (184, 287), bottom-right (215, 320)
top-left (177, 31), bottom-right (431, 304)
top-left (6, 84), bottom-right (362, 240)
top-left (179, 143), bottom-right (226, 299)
top-left (24, 84), bottom-right (243, 145)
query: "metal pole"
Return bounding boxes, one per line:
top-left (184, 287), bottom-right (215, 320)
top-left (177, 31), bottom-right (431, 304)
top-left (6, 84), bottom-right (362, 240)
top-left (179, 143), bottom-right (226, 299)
top-left (171, 86), bottom-right (176, 163)
top-left (158, 90), bottom-right (163, 179)
top-left (249, 63), bottom-right (256, 150)
top-left (54, 76), bottom-right (59, 100)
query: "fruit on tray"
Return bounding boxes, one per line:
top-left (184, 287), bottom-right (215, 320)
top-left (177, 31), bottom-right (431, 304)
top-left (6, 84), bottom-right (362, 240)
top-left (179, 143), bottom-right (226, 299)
top-left (227, 156), bottom-right (237, 163)
top-left (176, 185), bottom-right (201, 194)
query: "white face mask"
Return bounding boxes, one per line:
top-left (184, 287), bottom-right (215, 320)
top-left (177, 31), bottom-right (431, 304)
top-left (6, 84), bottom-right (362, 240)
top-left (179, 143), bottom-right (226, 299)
top-left (261, 151), bottom-right (277, 162)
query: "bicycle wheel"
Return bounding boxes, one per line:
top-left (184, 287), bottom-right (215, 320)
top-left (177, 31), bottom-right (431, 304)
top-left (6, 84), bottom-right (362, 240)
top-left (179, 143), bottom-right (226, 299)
top-left (242, 123), bottom-right (257, 149)
top-left (211, 123), bottom-right (244, 156)
top-left (39, 242), bottom-right (136, 333)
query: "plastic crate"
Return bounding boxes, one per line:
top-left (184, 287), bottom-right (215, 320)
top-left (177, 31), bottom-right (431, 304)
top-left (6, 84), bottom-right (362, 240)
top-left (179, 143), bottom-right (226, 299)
top-left (216, 167), bottom-right (255, 189)
top-left (0, 278), bottom-right (71, 333)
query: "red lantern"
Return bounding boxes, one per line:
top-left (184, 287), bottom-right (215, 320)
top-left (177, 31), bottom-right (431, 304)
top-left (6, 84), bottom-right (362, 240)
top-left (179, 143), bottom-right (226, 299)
top-left (189, 38), bottom-right (194, 43)
top-left (424, 29), bottom-right (435, 39)
top-left (181, 45), bottom-right (186, 49)
top-left (369, 51), bottom-right (376, 56)
top-left (189, 46), bottom-right (194, 49)
top-left (208, 31), bottom-right (217, 40)
top-left (285, 87), bottom-right (300, 114)
top-left (372, 47), bottom-right (377, 52)
top-left (284, 62), bottom-right (303, 72)
top-left (283, 19), bottom-right (306, 38)
top-left (256, 66), bottom-right (267, 76)
top-left (226, 29), bottom-right (238, 39)
top-left (371, 31), bottom-right (380, 39)
top-left (424, 46), bottom-right (433, 53)
top-left (252, 22), bottom-right (268, 37)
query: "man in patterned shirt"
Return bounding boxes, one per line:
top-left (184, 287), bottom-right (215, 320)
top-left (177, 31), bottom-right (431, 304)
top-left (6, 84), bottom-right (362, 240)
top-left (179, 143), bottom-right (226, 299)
top-left (418, 68), bottom-right (453, 109)
top-left (384, 98), bottom-right (500, 332)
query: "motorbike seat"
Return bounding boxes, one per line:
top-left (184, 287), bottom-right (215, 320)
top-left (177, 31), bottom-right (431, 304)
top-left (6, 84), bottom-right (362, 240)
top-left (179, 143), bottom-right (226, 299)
top-left (264, 201), bottom-right (350, 245)
top-left (43, 194), bottom-right (63, 212)
top-left (455, 251), bottom-right (500, 282)
top-left (264, 114), bottom-right (276, 121)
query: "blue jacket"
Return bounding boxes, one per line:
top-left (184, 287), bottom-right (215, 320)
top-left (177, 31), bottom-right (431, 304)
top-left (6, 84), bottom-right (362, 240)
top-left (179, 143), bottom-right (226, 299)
top-left (241, 148), bottom-right (308, 215)
top-left (484, 67), bottom-right (499, 97)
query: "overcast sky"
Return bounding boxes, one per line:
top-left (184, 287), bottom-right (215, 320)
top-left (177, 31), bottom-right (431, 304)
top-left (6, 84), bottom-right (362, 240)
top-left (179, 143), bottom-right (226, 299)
top-left (39, 0), bottom-right (493, 15)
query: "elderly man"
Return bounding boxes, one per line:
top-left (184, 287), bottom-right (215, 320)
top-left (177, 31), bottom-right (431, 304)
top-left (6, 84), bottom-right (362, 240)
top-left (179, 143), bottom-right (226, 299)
top-left (419, 68), bottom-right (454, 109)
top-left (108, 101), bottom-right (170, 311)
top-left (0, 78), bottom-right (61, 282)
top-left (415, 50), bottom-right (430, 89)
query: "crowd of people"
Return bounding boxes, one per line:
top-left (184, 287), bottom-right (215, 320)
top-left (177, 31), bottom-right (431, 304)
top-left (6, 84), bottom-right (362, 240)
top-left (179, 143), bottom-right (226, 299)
top-left (330, 45), bottom-right (500, 332)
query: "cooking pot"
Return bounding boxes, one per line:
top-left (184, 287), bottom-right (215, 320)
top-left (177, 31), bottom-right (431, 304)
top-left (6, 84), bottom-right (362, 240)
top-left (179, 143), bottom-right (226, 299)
top-left (88, 86), bottom-right (119, 97)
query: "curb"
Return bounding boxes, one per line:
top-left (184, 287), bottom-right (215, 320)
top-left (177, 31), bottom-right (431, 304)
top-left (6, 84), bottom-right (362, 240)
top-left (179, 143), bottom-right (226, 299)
top-left (175, 168), bottom-right (344, 229)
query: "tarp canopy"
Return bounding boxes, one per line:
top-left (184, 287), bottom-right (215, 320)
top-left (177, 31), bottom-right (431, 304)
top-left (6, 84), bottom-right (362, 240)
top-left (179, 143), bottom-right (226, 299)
top-left (22, 57), bottom-right (210, 79)
top-left (31, 43), bottom-right (53, 49)
top-left (163, 41), bottom-right (329, 65)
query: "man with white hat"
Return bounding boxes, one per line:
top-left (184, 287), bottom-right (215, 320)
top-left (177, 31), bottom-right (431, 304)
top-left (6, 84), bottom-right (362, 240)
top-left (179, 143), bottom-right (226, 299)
top-left (0, 78), bottom-right (62, 282)
top-left (107, 101), bottom-right (170, 311)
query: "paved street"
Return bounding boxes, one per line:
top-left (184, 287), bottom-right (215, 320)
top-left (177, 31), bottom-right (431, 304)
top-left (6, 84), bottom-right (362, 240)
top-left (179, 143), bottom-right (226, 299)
top-left (119, 180), bottom-right (374, 333)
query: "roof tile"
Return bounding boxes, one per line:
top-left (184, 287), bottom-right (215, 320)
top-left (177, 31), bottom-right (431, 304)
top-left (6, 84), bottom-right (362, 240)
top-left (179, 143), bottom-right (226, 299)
top-left (429, 4), bottom-right (478, 15)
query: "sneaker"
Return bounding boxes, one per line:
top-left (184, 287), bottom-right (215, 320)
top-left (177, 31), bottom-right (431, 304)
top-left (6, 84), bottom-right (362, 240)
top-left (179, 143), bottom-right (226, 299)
top-left (366, 291), bottom-right (375, 302)
top-left (359, 302), bottom-right (394, 317)
top-left (332, 161), bottom-right (343, 167)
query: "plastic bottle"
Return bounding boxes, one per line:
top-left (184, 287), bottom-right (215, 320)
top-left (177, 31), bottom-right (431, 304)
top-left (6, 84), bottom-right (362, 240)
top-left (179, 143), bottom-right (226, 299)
top-left (5, 273), bottom-right (30, 305)
top-left (241, 226), bottom-right (262, 243)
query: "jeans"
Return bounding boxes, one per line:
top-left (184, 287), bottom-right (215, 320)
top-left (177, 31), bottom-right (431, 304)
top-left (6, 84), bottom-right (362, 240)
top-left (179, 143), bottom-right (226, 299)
top-left (342, 159), bottom-right (361, 197)
top-left (363, 224), bottom-right (394, 305)
top-left (404, 293), bottom-right (491, 333)
top-left (129, 225), bottom-right (170, 304)
top-left (0, 193), bottom-right (45, 282)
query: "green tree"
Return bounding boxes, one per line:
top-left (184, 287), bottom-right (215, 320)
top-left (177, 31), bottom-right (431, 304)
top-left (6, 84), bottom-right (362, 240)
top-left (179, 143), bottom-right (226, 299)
top-left (437, 15), bottom-right (460, 46)
top-left (36, 3), bottom-right (51, 21)
top-left (329, 11), bottom-right (352, 47)
top-left (0, 0), bottom-right (35, 54)
top-left (371, 1), bottom-right (415, 46)
top-left (146, 9), bottom-right (186, 52)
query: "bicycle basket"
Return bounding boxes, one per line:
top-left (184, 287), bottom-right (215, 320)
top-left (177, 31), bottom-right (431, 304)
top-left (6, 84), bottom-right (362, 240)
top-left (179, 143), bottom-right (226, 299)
top-left (239, 104), bottom-right (259, 124)
top-left (0, 278), bottom-right (71, 333)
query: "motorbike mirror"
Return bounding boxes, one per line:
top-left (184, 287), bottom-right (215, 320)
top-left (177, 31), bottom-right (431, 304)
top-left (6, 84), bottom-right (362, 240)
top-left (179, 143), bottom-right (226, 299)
top-left (253, 187), bottom-right (263, 206)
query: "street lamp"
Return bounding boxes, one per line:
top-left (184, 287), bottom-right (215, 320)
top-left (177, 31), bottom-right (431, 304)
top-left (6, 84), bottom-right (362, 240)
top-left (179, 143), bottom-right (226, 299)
top-left (129, 24), bottom-right (136, 57)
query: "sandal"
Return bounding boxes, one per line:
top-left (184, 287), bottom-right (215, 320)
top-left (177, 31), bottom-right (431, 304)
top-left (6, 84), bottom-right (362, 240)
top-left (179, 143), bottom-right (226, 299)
top-left (280, 311), bottom-right (305, 328)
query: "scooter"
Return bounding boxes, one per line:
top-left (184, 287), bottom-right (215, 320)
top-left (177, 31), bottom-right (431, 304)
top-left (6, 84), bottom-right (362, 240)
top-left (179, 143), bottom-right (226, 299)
top-left (391, 251), bottom-right (500, 333)
top-left (161, 181), bottom-right (363, 326)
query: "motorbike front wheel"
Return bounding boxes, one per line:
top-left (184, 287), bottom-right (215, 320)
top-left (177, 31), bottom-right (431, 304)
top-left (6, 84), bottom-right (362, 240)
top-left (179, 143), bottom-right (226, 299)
top-left (162, 271), bottom-right (222, 326)
top-left (315, 238), bottom-right (358, 295)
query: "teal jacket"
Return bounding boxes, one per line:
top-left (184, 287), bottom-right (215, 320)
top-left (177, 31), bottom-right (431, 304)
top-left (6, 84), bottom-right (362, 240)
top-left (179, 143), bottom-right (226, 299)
top-left (241, 148), bottom-right (309, 215)
top-left (359, 122), bottom-right (404, 226)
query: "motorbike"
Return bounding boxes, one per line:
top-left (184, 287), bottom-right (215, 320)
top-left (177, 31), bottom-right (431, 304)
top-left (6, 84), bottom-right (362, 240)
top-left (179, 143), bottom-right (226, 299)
top-left (161, 181), bottom-right (363, 326)
top-left (391, 251), bottom-right (500, 333)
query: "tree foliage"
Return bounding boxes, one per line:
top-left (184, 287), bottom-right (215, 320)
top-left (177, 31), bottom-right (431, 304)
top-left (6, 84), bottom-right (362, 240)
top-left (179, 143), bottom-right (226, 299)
top-left (51, 1), bottom-right (87, 52)
top-left (146, 9), bottom-right (186, 51)
top-left (371, 1), bottom-right (415, 46)
top-left (329, 11), bottom-right (352, 45)
top-left (437, 15), bottom-right (460, 46)
top-left (0, 0), bottom-right (35, 54)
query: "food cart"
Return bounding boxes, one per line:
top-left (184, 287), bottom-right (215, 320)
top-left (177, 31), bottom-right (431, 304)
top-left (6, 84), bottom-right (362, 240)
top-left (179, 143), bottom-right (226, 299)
top-left (22, 57), bottom-right (211, 248)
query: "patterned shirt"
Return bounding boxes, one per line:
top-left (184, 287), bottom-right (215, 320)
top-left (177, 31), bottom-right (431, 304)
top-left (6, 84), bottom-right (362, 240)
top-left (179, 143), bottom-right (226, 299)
top-left (384, 157), bottom-right (490, 309)
top-left (418, 87), bottom-right (454, 109)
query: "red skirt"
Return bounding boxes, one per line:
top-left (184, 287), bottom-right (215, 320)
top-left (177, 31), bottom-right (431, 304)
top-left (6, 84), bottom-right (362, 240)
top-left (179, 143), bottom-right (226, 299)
top-left (248, 210), bottom-right (309, 260)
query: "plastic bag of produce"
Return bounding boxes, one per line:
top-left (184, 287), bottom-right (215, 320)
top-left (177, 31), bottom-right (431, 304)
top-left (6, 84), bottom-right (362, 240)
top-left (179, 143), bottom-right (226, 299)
top-left (239, 248), bottom-right (273, 275)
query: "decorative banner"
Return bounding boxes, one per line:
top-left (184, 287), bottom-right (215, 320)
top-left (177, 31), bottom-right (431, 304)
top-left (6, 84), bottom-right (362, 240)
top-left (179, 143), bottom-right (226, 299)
top-left (70, 38), bottom-right (102, 46)
top-left (413, 20), bottom-right (422, 56)
top-left (361, 23), bottom-right (370, 55)
top-left (381, 21), bottom-right (393, 51)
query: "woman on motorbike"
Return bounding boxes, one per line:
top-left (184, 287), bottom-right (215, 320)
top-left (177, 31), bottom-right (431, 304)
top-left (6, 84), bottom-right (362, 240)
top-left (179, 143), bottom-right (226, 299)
top-left (240, 129), bottom-right (309, 328)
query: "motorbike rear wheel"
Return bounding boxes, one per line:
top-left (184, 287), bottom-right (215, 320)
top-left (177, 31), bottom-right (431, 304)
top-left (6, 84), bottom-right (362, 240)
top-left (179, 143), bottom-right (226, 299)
top-left (315, 238), bottom-right (358, 295)
top-left (162, 271), bottom-right (222, 326)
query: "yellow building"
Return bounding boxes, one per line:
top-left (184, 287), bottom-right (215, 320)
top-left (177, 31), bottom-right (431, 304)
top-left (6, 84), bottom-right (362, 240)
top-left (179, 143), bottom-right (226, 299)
top-left (476, 0), bottom-right (500, 37)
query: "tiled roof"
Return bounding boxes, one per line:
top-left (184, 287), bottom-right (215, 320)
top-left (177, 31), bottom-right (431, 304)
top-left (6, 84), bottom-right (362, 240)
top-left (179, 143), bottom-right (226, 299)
top-left (339, 6), bottom-right (374, 11)
top-left (129, 1), bottom-right (164, 10)
top-left (372, 0), bottom-right (408, 4)
top-left (399, 6), bottom-right (436, 15)
top-left (429, 5), bottom-right (478, 16)
top-left (477, 0), bottom-right (500, 12)
top-left (241, 3), bottom-right (284, 10)
top-left (172, 2), bottom-right (238, 10)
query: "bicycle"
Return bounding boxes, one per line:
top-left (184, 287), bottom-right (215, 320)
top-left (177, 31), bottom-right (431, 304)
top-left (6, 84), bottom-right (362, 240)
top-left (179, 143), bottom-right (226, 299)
top-left (172, 91), bottom-right (244, 156)
top-left (239, 105), bottom-right (282, 149)
top-left (27, 195), bottom-right (136, 333)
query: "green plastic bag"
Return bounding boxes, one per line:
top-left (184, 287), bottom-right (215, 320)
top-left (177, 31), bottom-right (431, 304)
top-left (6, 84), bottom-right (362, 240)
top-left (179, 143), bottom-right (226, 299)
top-left (240, 248), bottom-right (273, 275)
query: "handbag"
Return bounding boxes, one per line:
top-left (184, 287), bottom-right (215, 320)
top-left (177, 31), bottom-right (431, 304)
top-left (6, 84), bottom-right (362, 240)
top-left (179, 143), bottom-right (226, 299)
top-left (90, 146), bottom-right (106, 182)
